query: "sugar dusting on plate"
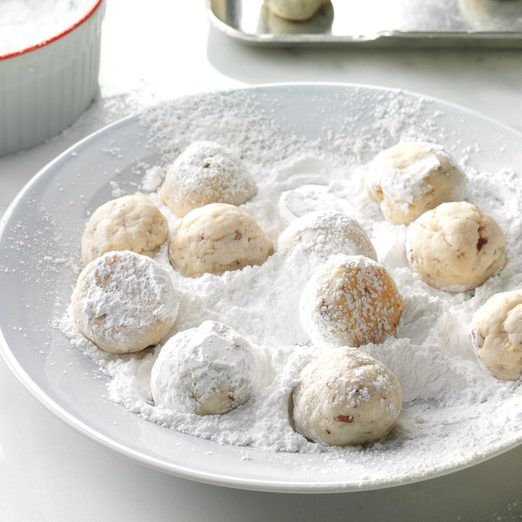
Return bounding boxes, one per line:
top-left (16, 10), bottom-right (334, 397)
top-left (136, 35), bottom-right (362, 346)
top-left (58, 89), bottom-right (522, 482)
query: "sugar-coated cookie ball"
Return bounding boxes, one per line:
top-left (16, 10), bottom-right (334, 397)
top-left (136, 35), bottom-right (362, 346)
top-left (366, 142), bottom-right (464, 225)
top-left (151, 321), bottom-right (260, 415)
top-left (170, 203), bottom-right (274, 278)
top-left (81, 195), bottom-right (168, 265)
top-left (407, 202), bottom-right (506, 292)
top-left (72, 251), bottom-right (178, 354)
top-left (300, 255), bottom-right (403, 348)
top-left (159, 141), bottom-right (257, 217)
top-left (292, 347), bottom-right (402, 446)
top-left (472, 290), bottom-right (522, 381)
top-left (265, 0), bottom-right (325, 21)
top-left (278, 211), bottom-right (377, 261)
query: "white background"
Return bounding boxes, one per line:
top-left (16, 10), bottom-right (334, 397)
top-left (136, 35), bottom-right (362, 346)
top-left (0, 1), bottom-right (521, 520)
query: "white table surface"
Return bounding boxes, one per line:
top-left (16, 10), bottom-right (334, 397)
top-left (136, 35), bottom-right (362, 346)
top-left (1, 1), bottom-right (521, 520)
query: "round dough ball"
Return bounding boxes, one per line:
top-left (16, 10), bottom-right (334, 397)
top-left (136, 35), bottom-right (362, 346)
top-left (72, 251), bottom-right (178, 354)
top-left (265, 0), bottom-right (325, 21)
top-left (292, 347), bottom-right (402, 446)
top-left (151, 321), bottom-right (260, 415)
top-left (472, 290), bottom-right (522, 381)
top-left (81, 195), bottom-right (168, 265)
top-left (459, 0), bottom-right (522, 31)
top-left (300, 255), bottom-right (403, 348)
top-left (170, 203), bottom-right (274, 278)
top-left (159, 141), bottom-right (257, 217)
top-left (278, 211), bottom-right (377, 261)
top-left (407, 201), bottom-right (506, 292)
top-left (259, 2), bottom-right (333, 34)
top-left (365, 142), bottom-right (464, 225)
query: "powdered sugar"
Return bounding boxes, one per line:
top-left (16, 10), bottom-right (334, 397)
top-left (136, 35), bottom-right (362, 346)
top-left (141, 166), bottom-right (166, 193)
top-left (0, 0), bottom-right (95, 56)
top-left (57, 88), bottom-right (521, 474)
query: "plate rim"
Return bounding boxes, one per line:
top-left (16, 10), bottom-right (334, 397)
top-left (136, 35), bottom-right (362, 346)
top-left (1, 82), bottom-right (521, 494)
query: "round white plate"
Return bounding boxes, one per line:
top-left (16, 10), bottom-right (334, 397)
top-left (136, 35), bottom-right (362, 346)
top-left (0, 84), bottom-right (520, 493)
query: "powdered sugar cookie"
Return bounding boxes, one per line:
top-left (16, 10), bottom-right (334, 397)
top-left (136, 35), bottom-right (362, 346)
top-left (169, 203), bottom-right (274, 278)
top-left (151, 321), bottom-right (260, 415)
top-left (81, 194), bottom-right (168, 264)
top-left (259, 2), bottom-right (333, 34)
top-left (278, 211), bottom-right (377, 261)
top-left (300, 255), bottom-right (403, 348)
top-left (366, 142), bottom-right (464, 225)
top-left (159, 141), bottom-right (257, 217)
top-left (459, 0), bottom-right (522, 31)
top-left (72, 251), bottom-right (178, 354)
top-left (407, 201), bottom-right (506, 292)
top-left (292, 347), bottom-right (402, 446)
top-left (472, 290), bottom-right (522, 381)
top-left (265, 0), bottom-right (325, 21)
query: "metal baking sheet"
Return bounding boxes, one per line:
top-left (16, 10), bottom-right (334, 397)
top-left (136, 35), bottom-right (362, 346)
top-left (208, 0), bottom-right (522, 47)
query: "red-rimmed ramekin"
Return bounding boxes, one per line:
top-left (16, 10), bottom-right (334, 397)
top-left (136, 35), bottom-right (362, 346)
top-left (0, 0), bottom-right (105, 156)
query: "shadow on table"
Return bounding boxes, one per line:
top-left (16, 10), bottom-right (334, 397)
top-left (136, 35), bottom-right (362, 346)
top-left (206, 24), bottom-right (522, 94)
top-left (128, 444), bottom-right (522, 521)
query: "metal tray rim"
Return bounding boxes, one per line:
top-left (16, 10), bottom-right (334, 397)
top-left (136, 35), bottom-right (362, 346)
top-left (207, 0), bottom-right (522, 47)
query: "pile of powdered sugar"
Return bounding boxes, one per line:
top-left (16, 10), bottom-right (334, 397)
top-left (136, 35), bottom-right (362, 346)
top-left (0, 0), bottom-right (94, 56)
top-left (59, 89), bottom-right (521, 466)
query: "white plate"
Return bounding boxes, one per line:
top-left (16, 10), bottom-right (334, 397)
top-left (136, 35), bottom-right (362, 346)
top-left (0, 84), bottom-right (521, 493)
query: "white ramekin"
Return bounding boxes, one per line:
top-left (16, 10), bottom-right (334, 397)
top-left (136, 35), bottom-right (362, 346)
top-left (0, 0), bottom-right (105, 156)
